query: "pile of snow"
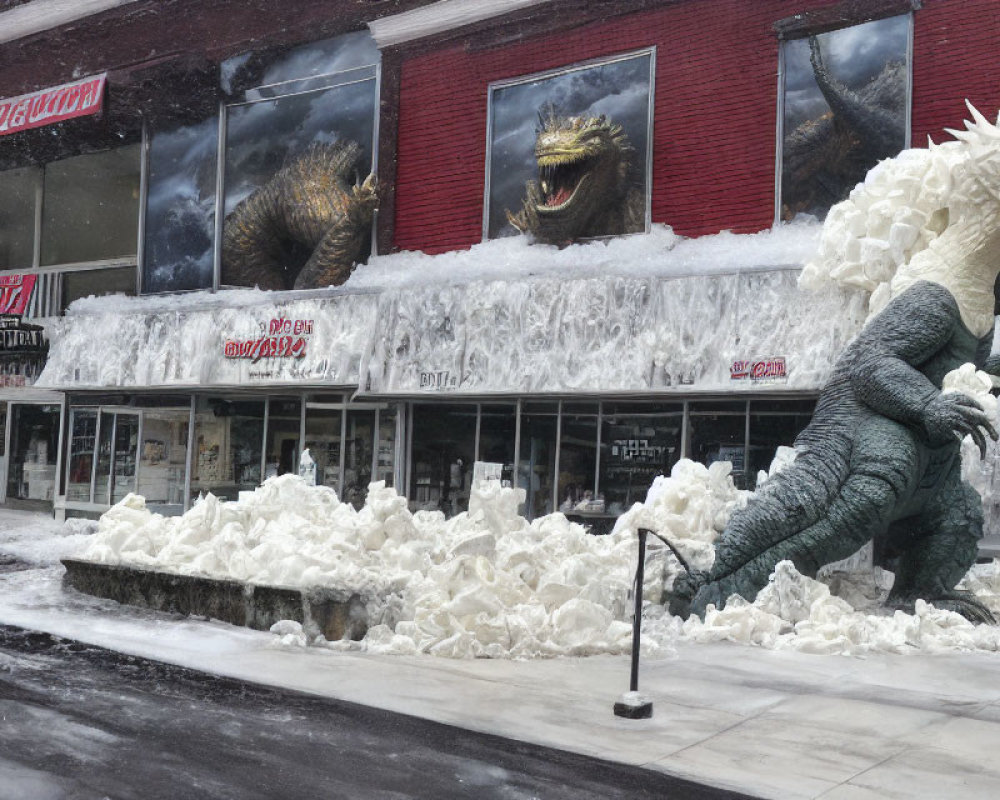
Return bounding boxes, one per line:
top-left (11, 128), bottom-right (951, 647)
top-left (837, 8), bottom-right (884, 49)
top-left (78, 391), bottom-right (1000, 659)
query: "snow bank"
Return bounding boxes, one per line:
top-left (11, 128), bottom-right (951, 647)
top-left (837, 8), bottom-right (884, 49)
top-left (77, 422), bottom-right (1000, 660)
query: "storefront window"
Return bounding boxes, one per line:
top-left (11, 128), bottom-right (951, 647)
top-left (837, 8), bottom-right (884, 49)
top-left (221, 33), bottom-right (378, 289)
top-left (376, 407), bottom-right (397, 487)
top-left (40, 145), bottom-right (141, 266)
top-left (0, 167), bottom-right (40, 270)
top-left (599, 402), bottom-right (682, 515)
top-left (557, 405), bottom-right (599, 511)
top-left (779, 15), bottom-right (909, 221)
top-left (264, 398), bottom-right (301, 479)
top-left (689, 401), bottom-right (748, 489)
top-left (142, 117), bottom-right (219, 293)
top-left (478, 404), bottom-right (516, 471)
top-left (67, 410), bottom-right (97, 501)
top-left (518, 402), bottom-right (558, 519)
top-left (136, 408), bottom-right (189, 510)
top-left (62, 266), bottom-right (137, 311)
top-left (191, 398), bottom-right (265, 500)
top-left (7, 404), bottom-right (59, 503)
top-left (410, 404), bottom-right (477, 515)
top-left (304, 404), bottom-right (342, 492)
top-left (344, 409), bottom-right (374, 509)
top-left (485, 49), bottom-right (654, 240)
top-left (747, 399), bottom-right (815, 488)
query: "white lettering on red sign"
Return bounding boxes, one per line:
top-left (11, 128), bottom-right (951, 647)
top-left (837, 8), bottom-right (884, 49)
top-left (0, 274), bottom-right (36, 316)
top-left (0, 74), bottom-right (107, 137)
top-left (731, 356), bottom-right (787, 383)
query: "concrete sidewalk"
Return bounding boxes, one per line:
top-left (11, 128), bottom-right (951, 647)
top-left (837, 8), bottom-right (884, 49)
top-left (5, 581), bottom-right (1000, 799)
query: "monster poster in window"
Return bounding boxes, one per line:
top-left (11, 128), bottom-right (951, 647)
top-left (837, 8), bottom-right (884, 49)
top-left (221, 33), bottom-right (379, 290)
top-left (485, 49), bottom-right (654, 244)
top-left (779, 15), bottom-right (910, 222)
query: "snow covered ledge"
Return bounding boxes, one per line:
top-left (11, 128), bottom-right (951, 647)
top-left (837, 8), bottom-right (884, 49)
top-left (38, 223), bottom-right (863, 394)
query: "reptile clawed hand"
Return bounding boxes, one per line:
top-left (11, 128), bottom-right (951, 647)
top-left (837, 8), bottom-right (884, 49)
top-left (923, 392), bottom-right (998, 458)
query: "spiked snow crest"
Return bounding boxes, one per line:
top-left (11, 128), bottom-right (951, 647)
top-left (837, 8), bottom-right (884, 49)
top-left (800, 101), bottom-right (1000, 321)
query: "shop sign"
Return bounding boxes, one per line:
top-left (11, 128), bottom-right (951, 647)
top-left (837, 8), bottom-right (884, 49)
top-left (0, 312), bottom-right (48, 388)
top-left (0, 74), bottom-right (107, 137)
top-left (223, 317), bottom-right (313, 362)
top-left (731, 356), bottom-right (787, 383)
top-left (0, 274), bottom-right (37, 316)
top-left (419, 370), bottom-right (457, 390)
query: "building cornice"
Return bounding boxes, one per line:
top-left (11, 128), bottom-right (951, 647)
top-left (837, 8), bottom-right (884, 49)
top-left (368, 0), bottom-right (555, 48)
top-left (0, 0), bottom-right (140, 45)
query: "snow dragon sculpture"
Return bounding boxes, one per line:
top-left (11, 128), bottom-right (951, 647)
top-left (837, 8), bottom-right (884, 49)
top-left (221, 141), bottom-right (377, 290)
top-left (506, 108), bottom-right (643, 244)
top-left (672, 104), bottom-right (1000, 624)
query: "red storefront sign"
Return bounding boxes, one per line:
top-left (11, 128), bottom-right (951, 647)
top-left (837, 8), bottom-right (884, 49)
top-left (0, 274), bottom-right (37, 316)
top-left (0, 74), bottom-right (106, 137)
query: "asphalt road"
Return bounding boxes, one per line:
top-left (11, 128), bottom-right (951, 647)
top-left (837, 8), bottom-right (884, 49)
top-left (0, 624), bottom-right (757, 800)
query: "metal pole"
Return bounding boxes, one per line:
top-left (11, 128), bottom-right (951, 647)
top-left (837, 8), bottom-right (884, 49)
top-left (614, 527), bottom-right (653, 718)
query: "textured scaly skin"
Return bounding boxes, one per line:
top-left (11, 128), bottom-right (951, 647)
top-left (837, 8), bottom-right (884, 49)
top-left (221, 141), bottom-right (377, 290)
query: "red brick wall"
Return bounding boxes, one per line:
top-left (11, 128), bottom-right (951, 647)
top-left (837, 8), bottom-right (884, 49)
top-left (911, 0), bottom-right (1000, 144)
top-left (394, 0), bottom-right (796, 253)
top-left (393, 0), bottom-right (1000, 255)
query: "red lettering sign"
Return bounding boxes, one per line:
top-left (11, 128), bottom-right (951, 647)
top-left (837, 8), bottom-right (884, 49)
top-left (0, 74), bottom-right (106, 137)
top-left (0, 274), bottom-right (36, 316)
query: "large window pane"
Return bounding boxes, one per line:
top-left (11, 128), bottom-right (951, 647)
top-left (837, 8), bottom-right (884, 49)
top-left (478, 404), bottom-right (516, 471)
top-left (599, 405), bottom-right (682, 515)
top-left (780, 16), bottom-right (909, 221)
top-left (264, 398), bottom-right (301, 478)
top-left (221, 34), bottom-right (378, 291)
top-left (41, 145), bottom-right (141, 266)
top-left (143, 118), bottom-right (219, 293)
top-left (344, 409), bottom-right (374, 509)
top-left (7, 404), bottom-right (59, 502)
top-left (376, 407), bottom-right (397, 487)
top-left (191, 398), bottom-right (265, 500)
top-left (486, 50), bottom-right (653, 241)
top-left (689, 403), bottom-right (748, 489)
top-left (747, 400), bottom-right (816, 489)
top-left (557, 411), bottom-right (598, 511)
top-left (518, 405), bottom-right (558, 520)
top-left (409, 404), bottom-right (477, 516)
top-left (67, 410), bottom-right (97, 501)
top-left (304, 405), bottom-right (342, 492)
top-left (0, 167), bottom-right (39, 270)
top-left (110, 414), bottom-right (139, 505)
top-left (137, 409), bottom-right (189, 510)
top-left (62, 266), bottom-right (136, 310)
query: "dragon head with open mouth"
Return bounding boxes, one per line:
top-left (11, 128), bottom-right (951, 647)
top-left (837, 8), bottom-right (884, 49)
top-left (506, 107), bottom-right (643, 245)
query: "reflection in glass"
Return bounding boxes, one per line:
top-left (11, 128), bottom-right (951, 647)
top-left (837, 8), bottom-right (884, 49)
top-left (557, 412), bottom-right (598, 511)
top-left (780, 15), bottom-right (909, 220)
top-left (0, 167), bottom-right (39, 270)
top-left (191, 399), bottom-right (265, 500)
top-left (409, 404), bottom-right (477, 516)
top-left (478, 405), bottom-right (516, 469)
top-left (599, 407), bottom-right (682, 515)
top-left (221, 79), bottom-right (377, 288)
top-left (486, 51), bottom-right (653, 240)
top-left (62, 266), bottom-right (136, 311)
top-left (137, 409), bottom-right (189, 509)
top-left (143, 118), bottom-right (219, 293)
top-left (110, 414), bottom-right (139, 504)
top-left (41, 146), bottom-right (141, 265)
top-left (518, 406), bottom-right (558, 520)
top-left (6, 404), bottom-right (59, 502)
top-left (344, 410), bottom-right (374, 509)
top-left (67, 410), bottom-right (98, 501)
top-left (304, 405), bottom-right (342, 492)
top-left (94, 412), bottom-right (115, 505)
top-left (747, 400), bottom-right (815, 489)
top-left (264, 398), bottom-right (301, 478)
top-left (376, 407), bottom-right (396, 487)
top-left (689, 406), bottom-right (748, 489)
